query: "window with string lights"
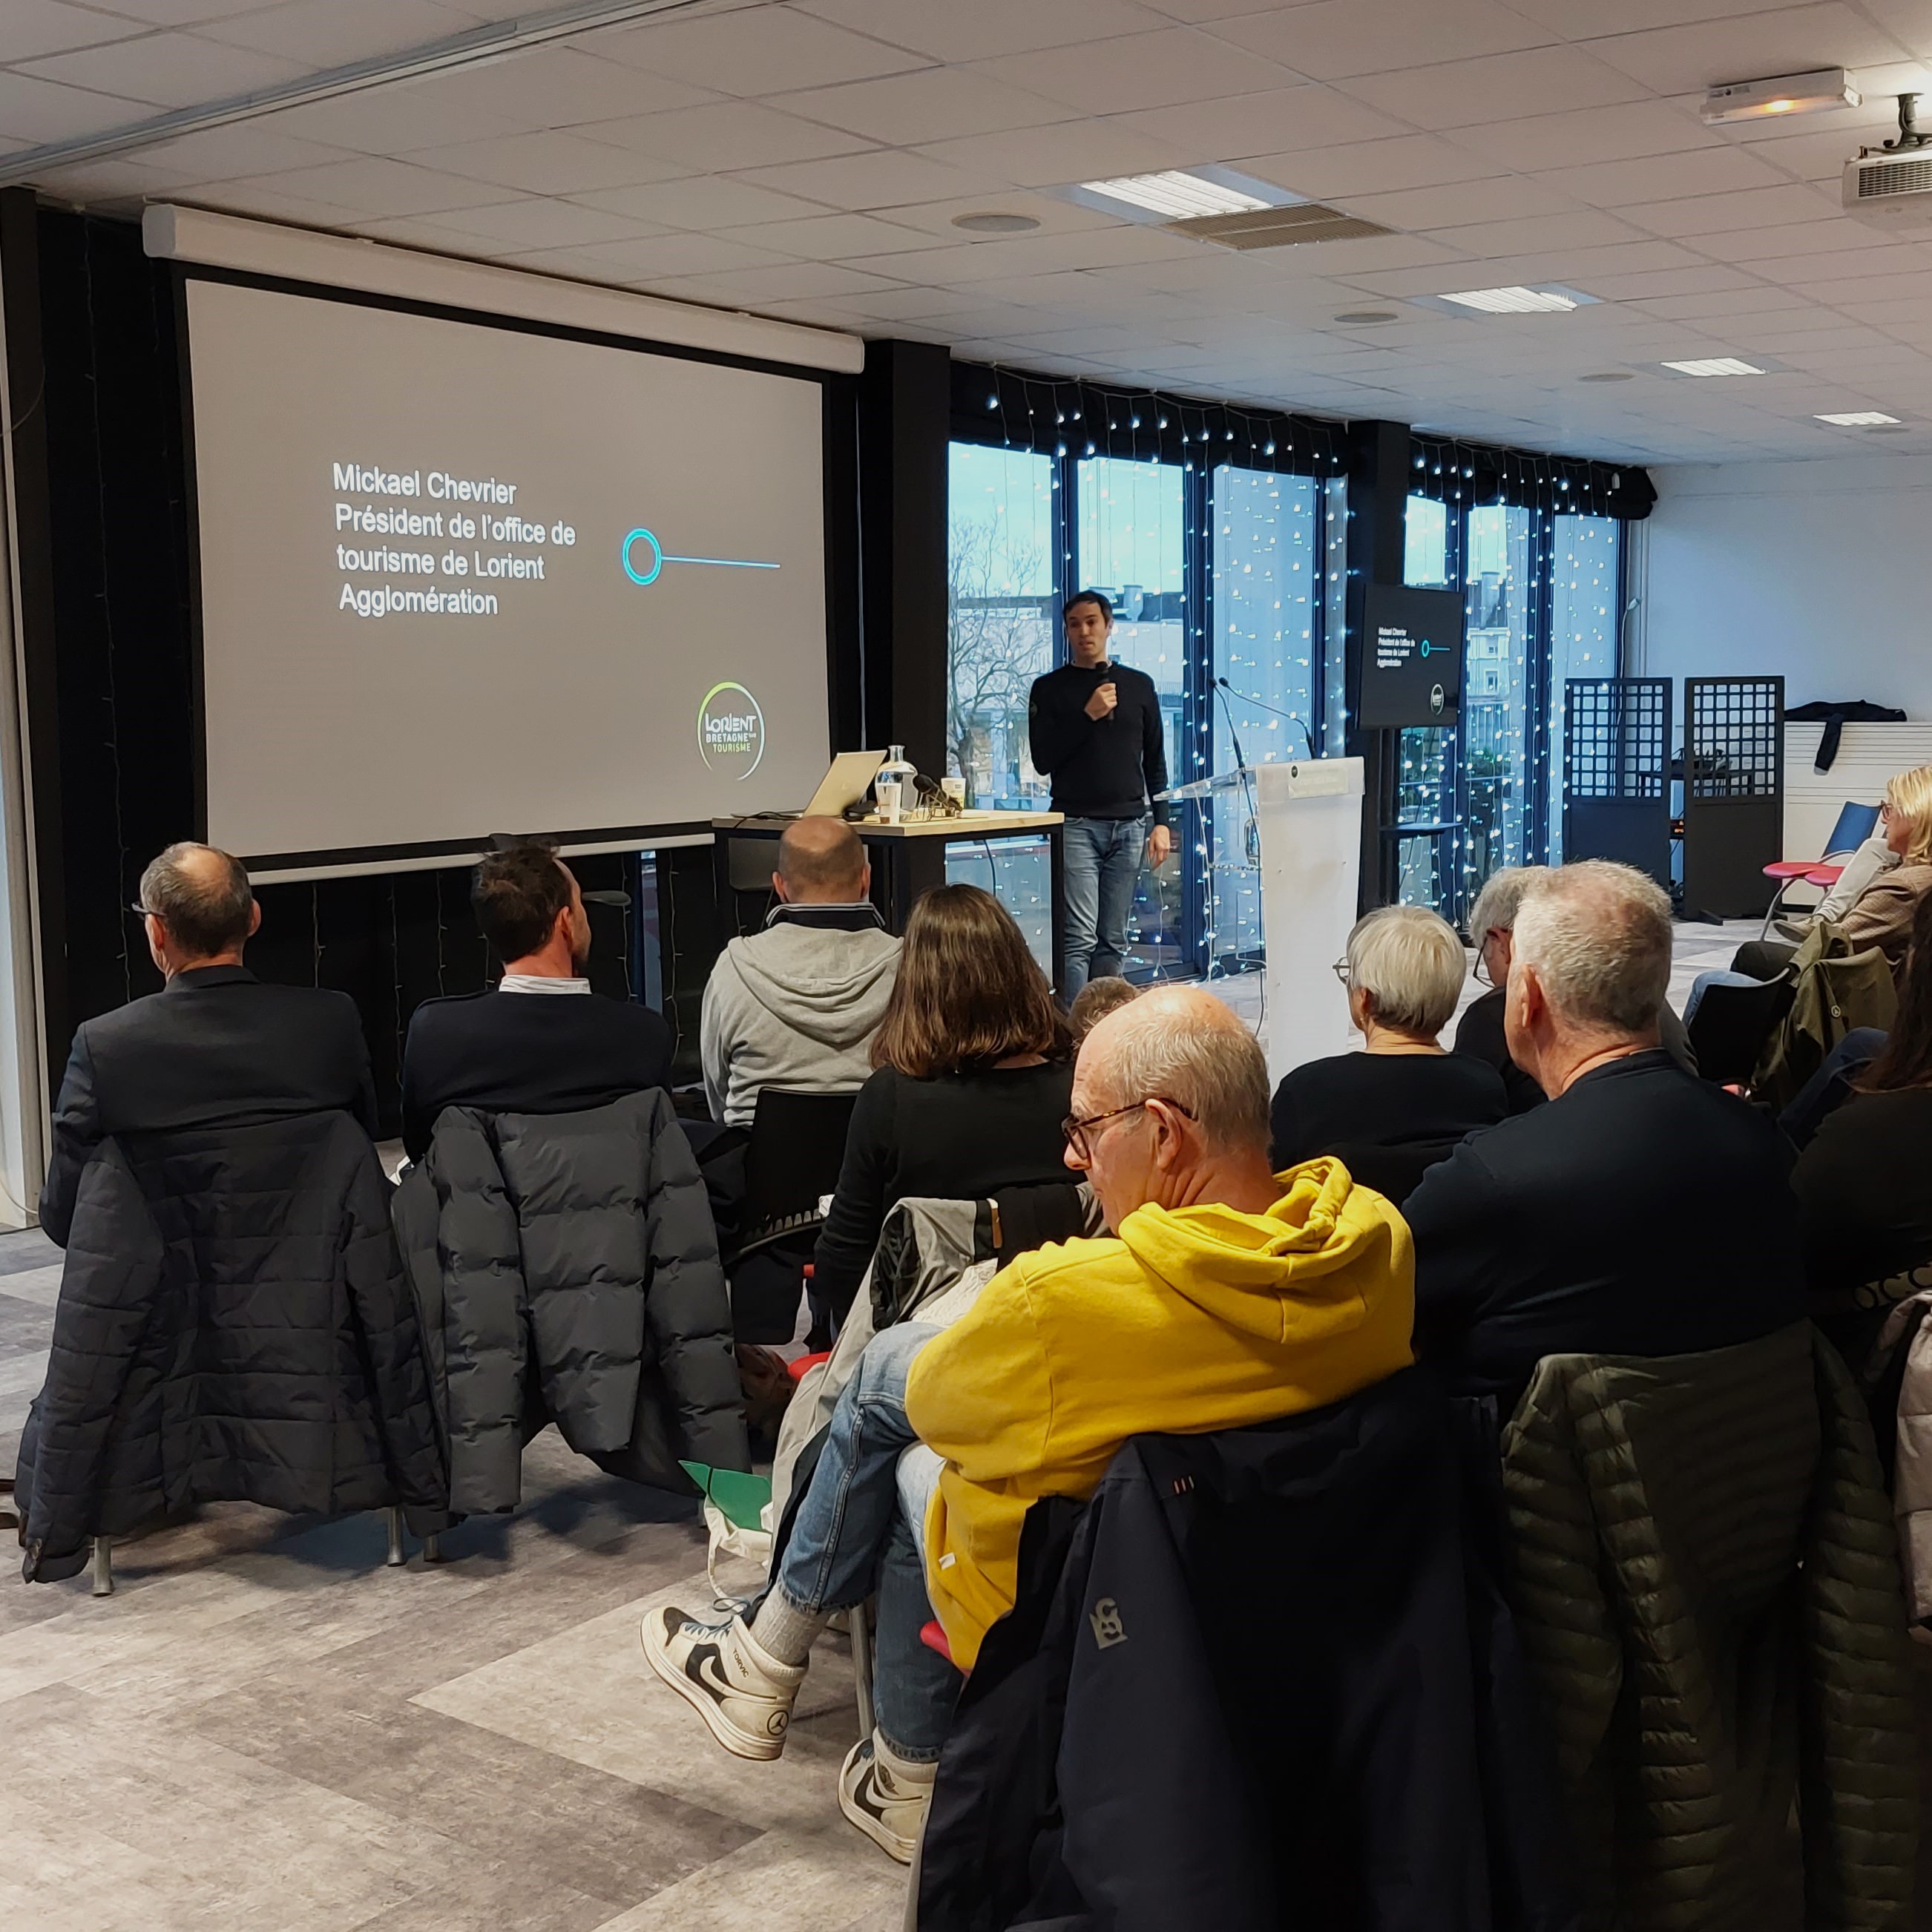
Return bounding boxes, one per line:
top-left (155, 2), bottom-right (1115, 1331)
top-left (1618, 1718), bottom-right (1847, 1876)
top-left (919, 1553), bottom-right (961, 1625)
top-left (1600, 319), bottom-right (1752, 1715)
top-left (944, 364), bottom-right (1650, 965)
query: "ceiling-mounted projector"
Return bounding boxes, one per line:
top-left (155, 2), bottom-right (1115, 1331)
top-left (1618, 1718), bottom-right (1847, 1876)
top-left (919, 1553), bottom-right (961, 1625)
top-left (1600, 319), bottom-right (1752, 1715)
top-left (1844, 93), bottom-right (1932, 226)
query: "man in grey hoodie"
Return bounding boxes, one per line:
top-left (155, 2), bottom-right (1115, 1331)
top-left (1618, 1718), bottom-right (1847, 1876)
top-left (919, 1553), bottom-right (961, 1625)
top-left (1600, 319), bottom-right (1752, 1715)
top-left (701, 817), bottom-right (902, 1130)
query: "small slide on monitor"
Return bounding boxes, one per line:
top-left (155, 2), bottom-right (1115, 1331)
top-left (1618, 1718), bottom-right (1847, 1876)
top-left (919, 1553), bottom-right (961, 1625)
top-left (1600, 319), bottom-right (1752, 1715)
top-left (183, 278), bottom-right (831, 865)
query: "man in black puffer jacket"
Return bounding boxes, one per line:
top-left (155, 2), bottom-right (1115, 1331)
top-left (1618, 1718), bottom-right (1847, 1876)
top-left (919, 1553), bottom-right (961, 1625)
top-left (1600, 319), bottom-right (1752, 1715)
top-left (393, 1088), bottom-right (747, 1511)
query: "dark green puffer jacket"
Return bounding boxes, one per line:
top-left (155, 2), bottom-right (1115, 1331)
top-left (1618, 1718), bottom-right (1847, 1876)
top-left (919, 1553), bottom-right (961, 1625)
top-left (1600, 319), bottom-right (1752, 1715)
top-left (1500, 1321), bottom-right (1917, 1931)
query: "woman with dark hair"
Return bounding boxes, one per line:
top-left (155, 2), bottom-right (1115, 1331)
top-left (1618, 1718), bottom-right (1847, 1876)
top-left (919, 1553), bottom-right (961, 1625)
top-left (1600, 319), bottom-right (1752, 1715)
top-left (1793, 888), bottom-right (1932, 1309)
top-left (810, 884), bottom-right (1074, 1321)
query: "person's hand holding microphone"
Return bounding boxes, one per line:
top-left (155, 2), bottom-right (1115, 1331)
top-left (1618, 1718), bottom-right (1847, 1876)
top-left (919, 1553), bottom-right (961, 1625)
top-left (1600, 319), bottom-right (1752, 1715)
top-left (1082, 678), bottom-right (1118, 723)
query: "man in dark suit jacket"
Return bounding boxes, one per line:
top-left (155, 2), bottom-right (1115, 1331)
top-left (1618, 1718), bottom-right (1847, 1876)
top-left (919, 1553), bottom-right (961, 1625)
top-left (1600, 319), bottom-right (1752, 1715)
top-left (1407, 861), bottom-right (1805, 1403)
top-left (400, 844), bottom-right (671, 1162)
top-left (41, 843), bottom-right (378, 1247)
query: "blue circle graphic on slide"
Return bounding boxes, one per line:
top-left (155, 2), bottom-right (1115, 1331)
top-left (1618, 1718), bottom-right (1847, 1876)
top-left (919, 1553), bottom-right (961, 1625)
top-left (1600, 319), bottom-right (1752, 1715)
top-left (622, 528), bottom-right (663, 585)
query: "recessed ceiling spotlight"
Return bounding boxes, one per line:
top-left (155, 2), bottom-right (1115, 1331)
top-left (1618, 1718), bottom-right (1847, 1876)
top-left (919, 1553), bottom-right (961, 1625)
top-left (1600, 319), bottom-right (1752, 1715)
top-left (1077, 171), bottom-right (1270, 220)
top-left (1662, 356), bottom-right (1765, 376)
top-left (1701, 67), bottom-right (1859, 125)
top-left (1439, 284), bottom-right (1582, 314)
top-left (952, 211), bottom-right (1039, 233)
top-left (1578, 371), bottom-right (1635, 382)
top-left (1333, 309), bottom-right (1399, 323)
top-left (1816, 409), bottom-right (1901, 425)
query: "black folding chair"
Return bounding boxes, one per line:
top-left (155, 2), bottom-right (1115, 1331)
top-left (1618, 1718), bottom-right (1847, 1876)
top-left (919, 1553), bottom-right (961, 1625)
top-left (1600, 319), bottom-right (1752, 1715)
top-left (726, 1088), bottom-right (858, 1344)
top-left (1686, 973), bottom-right (1796, 1088)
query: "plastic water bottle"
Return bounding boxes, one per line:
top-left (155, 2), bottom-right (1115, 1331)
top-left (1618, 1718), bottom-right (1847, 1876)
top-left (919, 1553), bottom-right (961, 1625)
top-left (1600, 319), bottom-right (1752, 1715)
top-left (875, 744), bottom-right (916, 824)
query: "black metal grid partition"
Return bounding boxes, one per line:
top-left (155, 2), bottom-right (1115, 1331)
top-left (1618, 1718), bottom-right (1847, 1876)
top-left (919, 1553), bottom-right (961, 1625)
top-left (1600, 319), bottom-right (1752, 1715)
top-left (1563, 678), bottom-right (1672, 887)
top-left (1681, 675), bottom-right (1785, 921)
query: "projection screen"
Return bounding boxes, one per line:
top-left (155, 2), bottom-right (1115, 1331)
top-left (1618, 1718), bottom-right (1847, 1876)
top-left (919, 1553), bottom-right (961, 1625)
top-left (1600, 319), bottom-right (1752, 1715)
top-left (183, 277), bottom-right (830, 865)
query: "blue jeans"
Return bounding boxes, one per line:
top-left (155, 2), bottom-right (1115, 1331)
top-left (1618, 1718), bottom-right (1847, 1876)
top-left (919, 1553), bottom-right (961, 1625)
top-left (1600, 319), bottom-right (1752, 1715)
top-left (767, 1322), bottom-right (960, 1762)
top-left (1061, 813), bottom-right (1149, 997)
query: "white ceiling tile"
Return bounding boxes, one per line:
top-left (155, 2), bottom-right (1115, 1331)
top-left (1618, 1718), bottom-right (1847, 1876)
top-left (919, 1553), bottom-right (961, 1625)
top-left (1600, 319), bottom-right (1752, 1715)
top-left (1211, 0), bottom-right (1555, 79)
top-left (194, 0), bottom-right (481, 64)
top-left (1415, 208), bottom-right (1653, 257)
top-left (1616, 183), bottom-right (1844, 237)
top-left (1447, 101), bottom-right (1714, 170)
top-left (568, 175), bottom-right (823, 229)
top-left (1540, 145), bottom-right (1794, 208)
top-left (913, 119), bottom-right (1181, 188)
top-left (404, 129), bottom-right (678, 196)
top-left (1338, 46), bottom-right (1652, 131)
top-left (593, 8), bottom-right (927, 94)
top-left (580, 99), bottom-right (878, 169)
top-left (1633, 289), bottom-right (1820, 319)
top-left (0, 1), bottom-right (147, 62)
top-left (17, 31), bottom-right (307, 111)
top-left (393, 195), bottom-right (655, 250)
top-left (1580, 6), bottom-right (1911, 94)
top-left (1117, 85), bottom-right (1393, 157)
top-left (27, 154), bottom-right (201, 203)
top-left (1697, 218), bottom-right (1904, 260)
top-left (1255, 134), bottom-right (1505, 198)
top-left (778, 67), bottom-right (1073, 146)
top-left (1332, 175), bottom-right (1583, 231)
top-left (130, 120), bottom-right (358, 179)
top-left (242, 155), bottom-right (525, 217)
top-left (269, 83), bottom-right (522, 155)
top-left (724, 210), bottom-right (939, 257)
top-left (794, 0), bottom-right (1170, 62)
top-left (396, 48), bottom-right (720, 129)
top-left (974, 25), bottom-right (1306, 111)
top-left (181, 178), bottom-right (375, 229)
top-left (732, 148), bottom-right (1010, 209)
top-left (47, 0), bottom-right (293, 20)
top-left (0, 68), bottom-right (160, 144)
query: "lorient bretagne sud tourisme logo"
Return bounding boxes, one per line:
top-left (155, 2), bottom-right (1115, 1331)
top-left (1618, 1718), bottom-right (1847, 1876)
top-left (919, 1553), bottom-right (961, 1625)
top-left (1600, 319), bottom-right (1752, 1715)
top-left (697, 682), bottom-right (765, 779)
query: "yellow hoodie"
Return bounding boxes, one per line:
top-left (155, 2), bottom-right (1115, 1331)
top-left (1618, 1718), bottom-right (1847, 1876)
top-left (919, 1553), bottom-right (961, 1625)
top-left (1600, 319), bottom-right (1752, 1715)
top-left (904, 1158), bottom-right (1414, 1670)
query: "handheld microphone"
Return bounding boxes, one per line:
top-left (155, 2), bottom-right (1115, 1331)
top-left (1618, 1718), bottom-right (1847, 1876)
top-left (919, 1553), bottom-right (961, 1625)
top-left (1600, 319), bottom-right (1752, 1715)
top-left (1215, 677), bottom-right (1315, 758)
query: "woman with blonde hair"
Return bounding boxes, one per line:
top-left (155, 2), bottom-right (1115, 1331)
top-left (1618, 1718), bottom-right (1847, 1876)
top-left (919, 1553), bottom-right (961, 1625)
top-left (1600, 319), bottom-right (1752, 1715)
top-left (1727, 763), bottom-right (1932, 988)
top-left (1269, 902), bottom-right (1506, 1202)
top-left (810, 884), bottom-right (1073, 1322)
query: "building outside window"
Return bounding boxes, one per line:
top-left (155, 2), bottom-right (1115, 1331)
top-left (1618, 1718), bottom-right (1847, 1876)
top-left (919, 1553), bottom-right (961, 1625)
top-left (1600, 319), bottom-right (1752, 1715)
top-left (945, 443), bottom-right (1055, 809)
top-left (1462, 503), bottom-right (1535, 898)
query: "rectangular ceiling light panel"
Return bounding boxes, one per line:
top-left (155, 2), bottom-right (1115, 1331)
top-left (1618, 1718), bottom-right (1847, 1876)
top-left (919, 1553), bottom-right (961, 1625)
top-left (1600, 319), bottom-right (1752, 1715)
top-left (1439, 285), bottom-right (1580, 314)
top-left (1080, 171), bottom-right (1271, 220)
top-left (1816, 410), bottom-right (1900, 425)
top-left (1662, 357), bottom-right (1765, 376)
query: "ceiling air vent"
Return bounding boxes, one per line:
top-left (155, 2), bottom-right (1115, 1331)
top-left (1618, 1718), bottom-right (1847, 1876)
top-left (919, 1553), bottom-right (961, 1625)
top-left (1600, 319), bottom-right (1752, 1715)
top-left (1165, 203), bottom-right (1393, 249)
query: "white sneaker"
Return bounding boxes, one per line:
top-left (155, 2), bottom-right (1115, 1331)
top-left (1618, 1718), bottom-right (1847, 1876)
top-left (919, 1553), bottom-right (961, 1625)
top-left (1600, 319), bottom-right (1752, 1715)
top-left (838, 1732), bottom-right (935, 1864)
top-left (641, 1604), bottom-right (805, 1761)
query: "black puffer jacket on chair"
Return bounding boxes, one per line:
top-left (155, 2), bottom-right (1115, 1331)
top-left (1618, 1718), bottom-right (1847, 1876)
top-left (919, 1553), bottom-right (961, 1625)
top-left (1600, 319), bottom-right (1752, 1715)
top-left (17, 1111), bottom-right (446, 1582)
top-left (1499, 1321), bottom-right (1918, 1931)
top-left (392, 1088), bottom-right (747, 1512)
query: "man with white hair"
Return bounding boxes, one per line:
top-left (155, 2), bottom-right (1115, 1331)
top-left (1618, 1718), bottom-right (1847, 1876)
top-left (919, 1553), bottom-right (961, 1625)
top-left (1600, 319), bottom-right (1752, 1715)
top-left (1407, 861), bottom-right (1805, 1401)
top-left (1456, 864), bottom-right (1696, 1113)
top-left (643, 987), bottom-right (1414, 1862)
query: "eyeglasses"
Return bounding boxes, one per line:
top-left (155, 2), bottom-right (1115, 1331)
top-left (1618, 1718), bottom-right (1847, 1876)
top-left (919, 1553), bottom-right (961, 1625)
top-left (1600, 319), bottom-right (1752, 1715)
top-left (127, 901), bottom-right (154, 921)
top-left (1062, 1097), bottom-right (1196, 1162)
top-left (1330, 957), bottom-right (1351, 987)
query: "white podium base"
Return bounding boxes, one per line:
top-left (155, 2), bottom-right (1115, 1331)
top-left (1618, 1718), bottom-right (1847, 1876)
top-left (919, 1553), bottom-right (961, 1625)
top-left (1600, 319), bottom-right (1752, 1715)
top-left (1256, 758), bottom-right (1364, 1091)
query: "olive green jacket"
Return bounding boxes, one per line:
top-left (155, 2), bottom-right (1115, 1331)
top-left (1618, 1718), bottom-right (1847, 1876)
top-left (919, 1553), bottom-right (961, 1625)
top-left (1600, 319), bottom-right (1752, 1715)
top-left (1500, 1321), bottom-right (1917, 1931)
top-left (1753, 919), bottom-right (1897, 1111)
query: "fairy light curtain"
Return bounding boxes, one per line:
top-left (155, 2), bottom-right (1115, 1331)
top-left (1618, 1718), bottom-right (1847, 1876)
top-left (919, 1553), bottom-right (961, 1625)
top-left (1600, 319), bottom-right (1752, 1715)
top-left (947, 361), bottom-right (1652, 956)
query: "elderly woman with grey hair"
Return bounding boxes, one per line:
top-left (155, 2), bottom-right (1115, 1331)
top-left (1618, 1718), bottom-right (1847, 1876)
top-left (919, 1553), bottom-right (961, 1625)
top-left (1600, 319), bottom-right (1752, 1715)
top-left (1269, 902), bottom-right (1507, 1203)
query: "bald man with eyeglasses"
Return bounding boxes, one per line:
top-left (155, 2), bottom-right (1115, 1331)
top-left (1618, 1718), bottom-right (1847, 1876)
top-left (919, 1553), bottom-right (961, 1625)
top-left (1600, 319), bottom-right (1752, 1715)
top-left (643, 987), bottom-right (1413, 1865)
